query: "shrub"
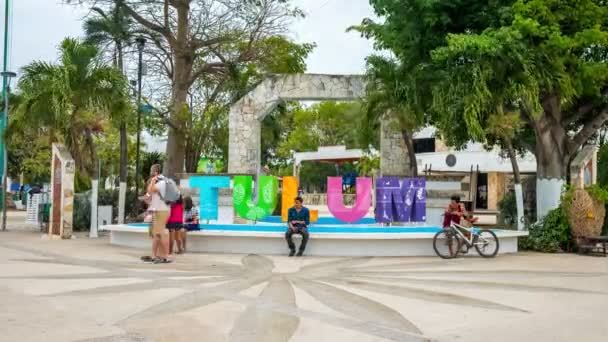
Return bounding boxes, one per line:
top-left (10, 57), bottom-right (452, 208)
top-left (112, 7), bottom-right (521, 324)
top-left (498, 191), bottom-right (517, 227)
top-left (73, 193), bottom-right (91, 231)
top-left (519, 207), bottom-right (572, 253)
top-left (73, 189), bottom-right (140, 231)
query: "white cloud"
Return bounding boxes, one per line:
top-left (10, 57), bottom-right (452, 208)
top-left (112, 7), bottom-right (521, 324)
top-left (2, 0), bottom-right (376, 75)
top-left (1, 0), bottom-right (378, 154)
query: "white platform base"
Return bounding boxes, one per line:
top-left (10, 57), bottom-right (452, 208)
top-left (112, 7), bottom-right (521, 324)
top-left (104, 225), bottom-right (527, 257)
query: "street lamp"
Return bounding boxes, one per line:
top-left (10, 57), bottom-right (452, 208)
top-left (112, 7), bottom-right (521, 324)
top-left (1, 70), bottom-right (17, 232)
top-left (134, 37), bottom-right (146, 201)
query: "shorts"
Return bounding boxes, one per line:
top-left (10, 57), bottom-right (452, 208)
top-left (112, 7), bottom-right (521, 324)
top-left (166, 223), bottom-right (183, 231)
top-left (150, 211), bottom-right (170, 236)
top-left (288, 225), bottom-right (307, 234)
top-left (184, 223), bottom-right (199, 231)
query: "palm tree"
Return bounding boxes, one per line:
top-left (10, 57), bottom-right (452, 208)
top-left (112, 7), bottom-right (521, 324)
top-left (364, 56), bottom-right (423, 176)
top-left (84, 3), bottom-right (134, 73)
top-left (15, 37), bottom-right (128, 184)
top-left (83, 1), bottom-right (136, 223)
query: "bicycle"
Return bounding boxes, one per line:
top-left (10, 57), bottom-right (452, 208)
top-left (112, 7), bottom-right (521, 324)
top-left (432, 221), bottom-right (500, 259)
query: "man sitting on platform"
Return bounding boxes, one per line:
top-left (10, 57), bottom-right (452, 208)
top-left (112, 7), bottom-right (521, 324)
top-left (286, 196), bottom-right (310, 257)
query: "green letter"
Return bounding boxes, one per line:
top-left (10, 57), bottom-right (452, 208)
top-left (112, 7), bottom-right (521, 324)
top-left (233, 176), bottom-right (278, 221)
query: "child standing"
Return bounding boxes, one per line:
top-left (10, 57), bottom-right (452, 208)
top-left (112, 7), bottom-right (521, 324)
top-left (179, 196), bottom-right (199, 253)
top-left (166, 196), bottom-right (184, 255)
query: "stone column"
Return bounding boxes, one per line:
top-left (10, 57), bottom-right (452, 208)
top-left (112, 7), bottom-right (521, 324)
top-left (50, 144), bottom-right (74, 239)
top-left (380, 119), bottom-right (410, 177)
top-left (228, 97), bottom-right (263, 175)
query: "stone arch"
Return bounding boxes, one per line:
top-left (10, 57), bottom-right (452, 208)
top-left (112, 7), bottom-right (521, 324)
top-left (228, 73), bottom-right (409, 176)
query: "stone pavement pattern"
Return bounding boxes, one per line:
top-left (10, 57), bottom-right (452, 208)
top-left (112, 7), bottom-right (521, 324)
top-left (0, 225), bottom-right (607, 341)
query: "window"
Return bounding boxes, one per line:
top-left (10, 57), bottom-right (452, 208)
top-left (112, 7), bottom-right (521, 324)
top-left (413, 138), bottom-right (435, 153)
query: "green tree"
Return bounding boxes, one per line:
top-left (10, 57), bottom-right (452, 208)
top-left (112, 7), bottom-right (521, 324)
top-left (486, 110), bottom-right (527, 228)
top-left (95, 125), bottom-right (137, 182)
top-left (140, 151), bottom-right (165, 185)
top-left (362, 56), bottom-right (422, 176)
top-left (5, 93), bottom-right (52, 184)
top-left (6, 129), bottom-right (52, 184)
top-left (83, 0), bottom-right (137, 222)
top-left (14, 38), bottom-right (129, 183)
top-left (355, 155), bottom-right (380, 177)
top-left (352, 0), bottom-right (510, 176)
top-left (276, 101), bottom-right (367, 159)
top-left (184, 37), bottom-right (314, 172)
top-left (269, 101), bottom-right (369, 190)
top-left (67, 0), bottom-right (307, 178)
top-left (429, 0), bottom-right (608, 217)
top-left (358, 0), bottom-right (608, 217)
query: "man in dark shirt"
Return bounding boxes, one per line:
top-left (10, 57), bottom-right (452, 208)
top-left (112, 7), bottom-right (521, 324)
top-left (286, 196), bottom-right (310, 257)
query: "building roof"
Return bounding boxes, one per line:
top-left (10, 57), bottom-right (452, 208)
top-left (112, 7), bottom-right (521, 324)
top-left (417, 149), bottom-right (537, 173)
top-left (294, 145), bottom-right (365, 166)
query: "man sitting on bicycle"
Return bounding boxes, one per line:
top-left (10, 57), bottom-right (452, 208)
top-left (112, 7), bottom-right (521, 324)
top-left (443, 195), bottom-right (464, 227)
top-left (434, 196), bottom-right (498, 258)
top-left (443, 195), bottom-right (476, 238)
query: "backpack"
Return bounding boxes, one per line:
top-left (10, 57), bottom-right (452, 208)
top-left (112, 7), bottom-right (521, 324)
top-left (157, 176), bottom-right (181, 204)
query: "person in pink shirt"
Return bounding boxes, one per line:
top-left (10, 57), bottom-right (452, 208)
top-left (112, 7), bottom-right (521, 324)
top-left (166, 196), bottom-right (184, 255)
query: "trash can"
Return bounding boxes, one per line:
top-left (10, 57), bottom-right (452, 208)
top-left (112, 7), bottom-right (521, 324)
top-left (39, 203), bottom-right (51, 233)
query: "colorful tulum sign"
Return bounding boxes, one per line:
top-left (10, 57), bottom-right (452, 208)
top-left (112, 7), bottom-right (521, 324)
top-left (189, 176), bottom-right (426, 223)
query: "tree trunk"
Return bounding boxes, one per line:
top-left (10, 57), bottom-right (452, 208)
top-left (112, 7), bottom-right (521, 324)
top-left (533, 118), bottom-right (569, 219)
top-left (504, 138), bottom-right (525, 230)
top-left (505, 139), bottom-right (521, 184)
top-left (163, 3), bottom-right (192, 179)
top-left (184, 138), bottom-right (200, 173)
top-left (164, 83), bottom-right (189, 178)
top-left (400, 129), bottom-right (418, 177)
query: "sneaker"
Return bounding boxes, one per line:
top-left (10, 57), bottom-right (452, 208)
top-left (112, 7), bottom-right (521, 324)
top-left (140, 256), bottom-right (154, 262)
top-left (296, 251), bottom-right (304, 257)
top-left (288, 250), bottom-right (296, 257)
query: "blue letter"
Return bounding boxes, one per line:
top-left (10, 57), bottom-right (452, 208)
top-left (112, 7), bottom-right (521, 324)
top-left (189, 176), bottom-right (230, 220)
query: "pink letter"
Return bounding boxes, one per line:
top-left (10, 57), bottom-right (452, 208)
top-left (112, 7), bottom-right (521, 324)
top-left (327, 177), bottom-right (372, 223)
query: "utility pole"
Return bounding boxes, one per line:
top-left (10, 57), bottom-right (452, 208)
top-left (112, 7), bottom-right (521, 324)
top-left (1, 0), bottom-right (14, 231)
top-left (134, 37), bottom-right (146, 200)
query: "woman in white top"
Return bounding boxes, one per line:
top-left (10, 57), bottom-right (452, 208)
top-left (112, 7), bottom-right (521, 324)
top-left (144, 164), bottom-right (172, 263)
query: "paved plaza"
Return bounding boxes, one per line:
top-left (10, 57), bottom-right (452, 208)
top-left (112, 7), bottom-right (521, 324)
top-left (0, 218), bottom-right (607, 341)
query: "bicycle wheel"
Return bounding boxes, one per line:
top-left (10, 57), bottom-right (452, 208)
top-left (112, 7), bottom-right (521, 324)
top-left (474, 230), bottom-right (499, 258)
top-left (433, 230), bottom-right (461, 259)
